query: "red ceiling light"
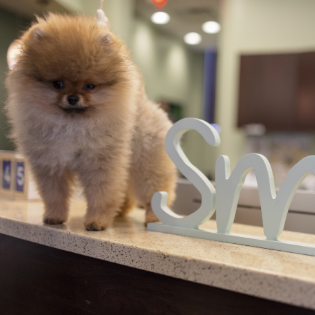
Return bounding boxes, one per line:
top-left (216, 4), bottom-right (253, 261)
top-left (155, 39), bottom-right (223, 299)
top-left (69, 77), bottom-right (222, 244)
top-left (151, 0), bottom-right (167, 7)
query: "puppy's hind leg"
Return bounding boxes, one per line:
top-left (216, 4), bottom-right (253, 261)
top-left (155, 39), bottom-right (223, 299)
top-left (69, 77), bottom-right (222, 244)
top-left (118, 185), bottom-right (137, 217)
top-left (133, 151), bottom-right (177, 226)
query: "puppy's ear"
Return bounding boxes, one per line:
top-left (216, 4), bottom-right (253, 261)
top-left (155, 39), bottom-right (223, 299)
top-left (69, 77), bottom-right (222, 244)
top-left (7, 40), bottom-right (22, 70)
top-left (100, 33), bottom-right (112, 45)
top-left (32, 27), bottom-right (46, 41)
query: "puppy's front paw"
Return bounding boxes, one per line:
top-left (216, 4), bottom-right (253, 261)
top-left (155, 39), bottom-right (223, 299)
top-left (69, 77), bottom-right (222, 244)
top-left (44, 218), bottom-right (64, 225)
top-left (84, 215), bottom-right (113, 231)
top-left (85, 222), bottom-right (107, 231)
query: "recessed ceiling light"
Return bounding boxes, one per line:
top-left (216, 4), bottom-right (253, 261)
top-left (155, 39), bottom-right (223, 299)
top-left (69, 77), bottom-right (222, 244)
top-left (184, 32), bottom-right (202, 45)
top-left (202, 21), bottom-right (221, 34)
top-left (151, 12), bottom-right (170, 24)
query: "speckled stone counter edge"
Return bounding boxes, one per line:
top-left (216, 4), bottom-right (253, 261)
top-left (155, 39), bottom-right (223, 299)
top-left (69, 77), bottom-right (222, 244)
top-left (0, 216), bottom-right (314, 310)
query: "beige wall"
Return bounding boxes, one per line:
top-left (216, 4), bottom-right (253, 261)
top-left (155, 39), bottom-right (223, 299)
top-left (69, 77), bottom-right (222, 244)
top-left (212, 0), bottom-right (315, 176)
top-left (130, 17), bottom-right (205, 173)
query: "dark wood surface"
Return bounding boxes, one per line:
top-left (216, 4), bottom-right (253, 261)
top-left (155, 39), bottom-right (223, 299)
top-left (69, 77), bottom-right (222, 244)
top-left (0, 233), bottom-right (314, 315)
top-left (238, 53), bottom-right (299, 130)
top-left (297, 52), bottom-right (315, 129)
top-left (238, 52), bottom-right (315, 131)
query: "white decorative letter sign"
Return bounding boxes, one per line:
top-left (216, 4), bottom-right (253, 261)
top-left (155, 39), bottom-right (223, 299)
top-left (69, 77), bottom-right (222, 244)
top-left (148, 118), bottom-right (315, 256)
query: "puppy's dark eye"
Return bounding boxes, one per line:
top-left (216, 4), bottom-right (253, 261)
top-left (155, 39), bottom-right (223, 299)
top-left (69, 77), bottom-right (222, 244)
top-left (85, 84), bottom-right (96, 90)
top-left (53, 81), bottom-right (65, 90)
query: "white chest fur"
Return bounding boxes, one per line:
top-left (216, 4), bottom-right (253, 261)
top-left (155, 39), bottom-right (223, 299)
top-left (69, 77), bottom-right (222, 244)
top-left (25, 116), bottom-right (112, 171)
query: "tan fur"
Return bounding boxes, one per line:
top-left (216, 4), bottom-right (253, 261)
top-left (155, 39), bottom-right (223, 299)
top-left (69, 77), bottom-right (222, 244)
top-left (5, 14), bottom-right (177, 230)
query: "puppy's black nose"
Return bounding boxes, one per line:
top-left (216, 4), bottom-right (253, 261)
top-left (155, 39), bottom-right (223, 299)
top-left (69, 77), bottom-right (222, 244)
top-left (67, 95), bottom-right (79, 106)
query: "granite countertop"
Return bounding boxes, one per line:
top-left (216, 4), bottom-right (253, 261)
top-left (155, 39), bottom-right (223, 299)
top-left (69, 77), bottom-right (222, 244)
top-left (0, 198), bottom-right (315, 310)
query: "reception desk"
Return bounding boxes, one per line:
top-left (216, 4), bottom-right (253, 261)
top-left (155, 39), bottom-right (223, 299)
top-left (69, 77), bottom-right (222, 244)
top-left (0, 198), bottom-right (314, 314)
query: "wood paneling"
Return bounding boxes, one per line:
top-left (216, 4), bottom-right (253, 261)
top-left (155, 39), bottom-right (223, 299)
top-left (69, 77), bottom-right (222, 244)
top-left (0, 234), bottom-right (314, 315)
top-left (238, 52), bottom-right (315, 131)
top-left (297, 52), bottom-right (315, 130)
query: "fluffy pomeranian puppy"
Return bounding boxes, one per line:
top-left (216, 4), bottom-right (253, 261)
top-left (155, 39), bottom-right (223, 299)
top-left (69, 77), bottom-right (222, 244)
top-left (5, 13), bottom-right (177, 231)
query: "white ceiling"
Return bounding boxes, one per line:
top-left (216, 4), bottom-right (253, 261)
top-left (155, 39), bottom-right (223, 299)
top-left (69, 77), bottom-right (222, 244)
top-left (136, 0), bottom-right (221, 51)
top-left (0, 0), bottom-right (221, 50)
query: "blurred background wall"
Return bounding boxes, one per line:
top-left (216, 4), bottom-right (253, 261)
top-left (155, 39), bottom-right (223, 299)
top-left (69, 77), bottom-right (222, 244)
top-left (213, 0), bottom-right (315, 177)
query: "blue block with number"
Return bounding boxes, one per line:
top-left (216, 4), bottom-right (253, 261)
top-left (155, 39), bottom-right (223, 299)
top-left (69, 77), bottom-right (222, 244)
top-left (2, 160), bottom-right (11, 190)
top-left (15, 162), bottom-right (25, 192)
top-left (0, 151), bottom-right (40, 200)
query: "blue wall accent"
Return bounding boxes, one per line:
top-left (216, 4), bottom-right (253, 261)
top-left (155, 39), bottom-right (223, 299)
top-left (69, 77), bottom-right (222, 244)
top-left (203, 50), bottom-right (217, 123)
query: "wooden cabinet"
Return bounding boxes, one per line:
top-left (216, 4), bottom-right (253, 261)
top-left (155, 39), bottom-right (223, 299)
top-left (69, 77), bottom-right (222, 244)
top-left (297, 52), bottom-right (315, 129)
top-left (1, 234), bottom-right (314, 315)
top-left (238, 52), bottom-right (315, 131)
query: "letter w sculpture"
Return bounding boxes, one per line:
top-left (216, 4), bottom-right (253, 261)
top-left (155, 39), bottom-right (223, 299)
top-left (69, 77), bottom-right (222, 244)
top-left (148, 118), bottom-right (315, 256)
